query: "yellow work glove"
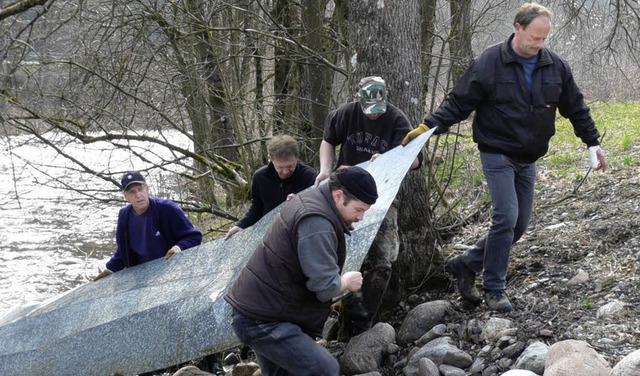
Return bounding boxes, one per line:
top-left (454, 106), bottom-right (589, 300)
top-left (401, 123), bottom-right (430, 146)
top-left (165, 245), bottom-right (181, 259)
top-left (93, 269), bottom-right (113, 282)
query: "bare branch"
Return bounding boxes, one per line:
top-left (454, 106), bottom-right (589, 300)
top-left (0, 0), bottom-right (47, 21)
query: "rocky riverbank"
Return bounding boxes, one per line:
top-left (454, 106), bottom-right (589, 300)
top-left (167, 165), bottom-right (640, 376)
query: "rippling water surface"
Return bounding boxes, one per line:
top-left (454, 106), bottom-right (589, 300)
top-left (0, 132), bottom-right (190, 317)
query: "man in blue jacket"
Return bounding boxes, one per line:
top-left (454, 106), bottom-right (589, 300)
top-left (403, 2), bottom-right (606, 312)
top-left (93, 170), bottom-right (202, 280)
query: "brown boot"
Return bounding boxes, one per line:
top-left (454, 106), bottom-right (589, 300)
top-left (446, 256), bottom-right (481, 303)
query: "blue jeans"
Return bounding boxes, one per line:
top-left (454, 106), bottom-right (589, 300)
top-left (461, 152), bottom-right (536, 291)
top-left (230, 309), bottom-right (339, 376)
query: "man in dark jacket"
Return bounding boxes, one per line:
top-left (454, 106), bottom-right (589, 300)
top-left (224, 135), bottom-right (316, 240)
top-left (402, 2), bottom-right (606, 312)
top-left (93, 170), bottom-right (202, 280)
top-left (225, 166), bottom-right (378, 376)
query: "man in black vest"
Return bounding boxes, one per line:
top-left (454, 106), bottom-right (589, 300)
top-left (225, 166), bottom-right (378, 376)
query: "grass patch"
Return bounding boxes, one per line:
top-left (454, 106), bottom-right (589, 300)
top-left (581, 296), bottom-right (593, 310)
top-left (544, 102), bottom-right (640, 176)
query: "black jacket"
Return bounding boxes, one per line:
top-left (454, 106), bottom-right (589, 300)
top-left (225, 184), bottom-right (349, 337)
top-left (426, 34), bottom-right (600, 163)
top-left (237, 161), bottom-right (316, 229)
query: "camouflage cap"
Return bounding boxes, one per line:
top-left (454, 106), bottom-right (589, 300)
top-left (358, 76), bottom-right (387, 116)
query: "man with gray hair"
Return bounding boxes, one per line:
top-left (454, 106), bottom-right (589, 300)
top-left (93, 170), bottom-right (202, 281)
top-left (224, 135), bottom-right (316, 239)
top-left (403, 2), bottom-right (606, 312)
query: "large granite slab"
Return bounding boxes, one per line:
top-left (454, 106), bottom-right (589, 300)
top-left (0, 130), bottom-right (434, 376)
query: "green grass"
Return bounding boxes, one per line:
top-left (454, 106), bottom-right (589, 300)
top-left (544, 102), bottom-right (640, 176)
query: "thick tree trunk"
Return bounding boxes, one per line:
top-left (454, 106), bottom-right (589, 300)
top-left (349, 0), bottom-right (443, 315)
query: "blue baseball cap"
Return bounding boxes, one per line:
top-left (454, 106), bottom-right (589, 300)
top-left (120, 171), bottom-right (146, 191)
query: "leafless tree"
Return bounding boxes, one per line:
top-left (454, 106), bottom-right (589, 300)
top-left (1, 0), bottom-right (639, 242)
top-left (0, 0), bottom-right (345, 235)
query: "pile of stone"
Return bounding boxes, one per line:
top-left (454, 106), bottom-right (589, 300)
top-left (176, 299), bottom-right (640, 376)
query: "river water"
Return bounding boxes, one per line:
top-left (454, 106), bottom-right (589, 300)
top-left (0, 132), bottom-right (190, 318)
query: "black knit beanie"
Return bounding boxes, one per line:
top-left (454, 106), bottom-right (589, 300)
top-left (336, 166), bottom-right (378, 205)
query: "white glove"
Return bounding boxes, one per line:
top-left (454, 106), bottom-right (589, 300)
top-left (165, 245), bottom-right (181, 259)
top-left (93, 269), bottom-right (113, 281)
top-left (588, 146), bottom-right (601, 169)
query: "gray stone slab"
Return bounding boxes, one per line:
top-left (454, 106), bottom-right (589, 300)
top-left (0, 130), bottom-right (435, 376)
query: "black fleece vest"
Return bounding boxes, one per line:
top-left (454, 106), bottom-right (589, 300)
top-left (225, 185), bottom-right (349, 337)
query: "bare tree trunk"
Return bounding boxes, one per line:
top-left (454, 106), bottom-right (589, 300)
top-left (300, 0), bottom-right (332, 163)
top-left (449, 0), bottom-right (473, 82)
top-left (420, 0), bottom-right (437, 98)
top-left (271, 0), bottom-right (294, 136)
top-left (349, 0), bottom-right (442, 313)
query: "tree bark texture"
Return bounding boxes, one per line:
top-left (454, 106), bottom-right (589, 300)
top-left (449, 0), bottom-right (474, 83)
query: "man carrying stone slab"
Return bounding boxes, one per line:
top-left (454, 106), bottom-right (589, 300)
top-left (93, 170), bottom-right (202, 281)
top-left (225, 166), bottom-right (377, 376)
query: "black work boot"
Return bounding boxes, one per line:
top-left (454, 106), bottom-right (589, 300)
top-left (446, 256), bottom-right (482, 303)
top-left (338, 292), bottom-right (370, 341)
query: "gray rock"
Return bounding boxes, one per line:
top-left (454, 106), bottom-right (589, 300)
top-left (501, 370), bottom-right (539, 376)
top-left (596, 300), bottom-right (627, 319)
top-left (544, 340), bottom-right (611, 376)
top-left (567, 269), bottom-right (589, 285)
top-left (224, 352), bottom-right (241, 367)
top-left (481, 317), bottom-right (515, 342)
top-left (502, 341), bottom-right (526, 359)
top-left (416, 323), bottom-right (448, 346)
top-left (439, 363), bottom-right (466, 376)
top-left (172, 365), bottom-right (214, 376)
top-left (497, 357), bottom-right (512, 369)
top-left (322, 315), bottom-right (339, 340)
top-left (228, 362), bottom-right (260, 376)
top-left (468, 357), bottom-right (487, 374)
top-left (339, 322), bottom-right (396, 375)
top-left (403, 336), bottom-right (472, 376)
top-left (496, 335), bottom-right (516, 349)
top-left (387, 343), bottom-right (401, 355)
top-left (611, 349), bottom-right (640, 376)
top-left (462, 318), bottom-right (485, 344)
top-left (397, 300), bottom-right (453, 346)
top-left (417, 357), bottom-right (439, 376)
top-left (482, 364), bottom-right (499, 376)
top-left (514, 341), bottom-right (548, 375)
